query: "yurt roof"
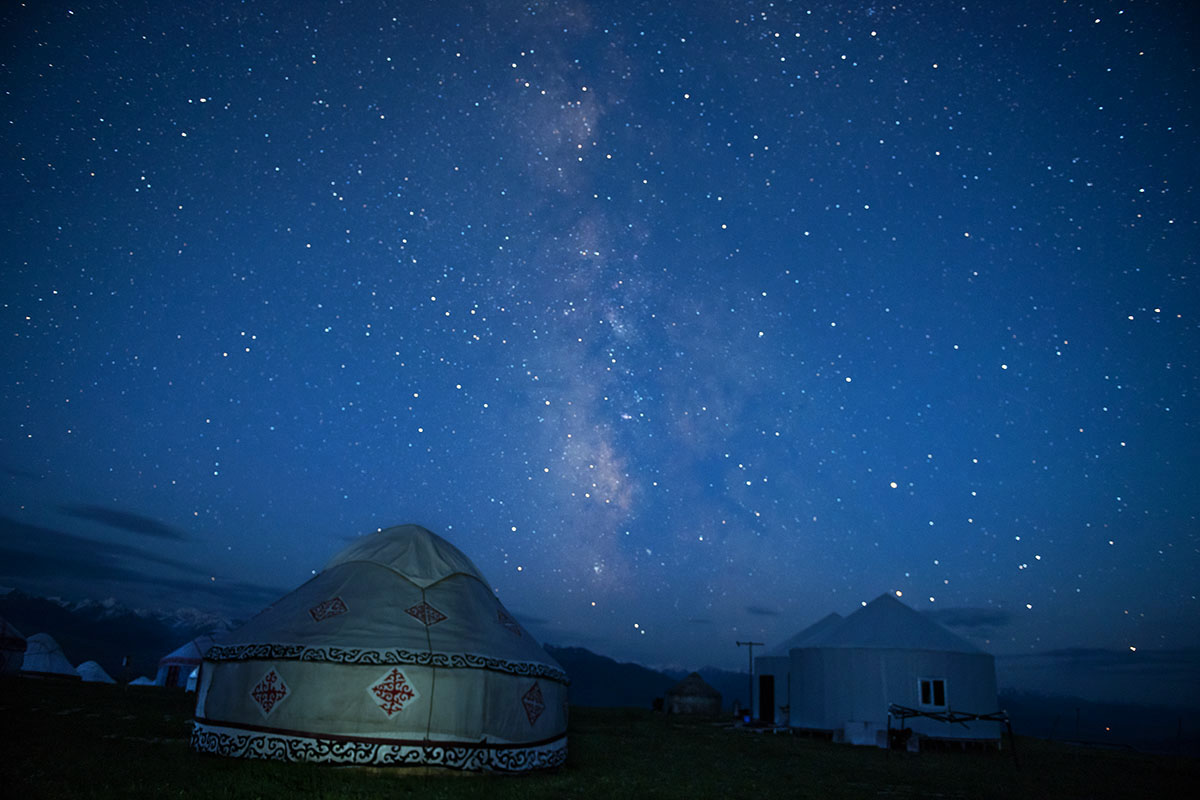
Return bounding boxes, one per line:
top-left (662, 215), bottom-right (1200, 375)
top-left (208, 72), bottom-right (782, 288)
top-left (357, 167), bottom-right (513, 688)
top-left (22, 632), bottom-right (81, 677)
top-left (325, 524), bottom-right (490, 589)
top-left (765, 612), bottom-right (844, 656)
top-left (805, 594), bottom-right (983, 654)
top-left (160, 635), bottom-right (216, 666)
top-left (666, 672), bottom-right (721, 698)
top-left (76, 660), bottom-right (116, 683)
top-left (209, 524), bottom-right (566, 683)
top-left (0, 614), bottom-right (27, 649)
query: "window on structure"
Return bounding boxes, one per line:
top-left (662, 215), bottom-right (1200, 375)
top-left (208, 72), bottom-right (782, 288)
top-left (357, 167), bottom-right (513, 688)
top-left (919, 678), bottom-right (947, 709)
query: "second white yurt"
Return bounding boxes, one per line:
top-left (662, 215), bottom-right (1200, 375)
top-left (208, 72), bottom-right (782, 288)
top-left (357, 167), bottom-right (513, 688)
top-left (788, 594), bottom-right (999, 746)
top-left (21, 633), bottom-right (81, 680)
top-left (76, 660), bottom-right (117, 683)
top-left (156, 636), bottom-right (216, 688)
top-left (192, 524), bottom-right (568, 771)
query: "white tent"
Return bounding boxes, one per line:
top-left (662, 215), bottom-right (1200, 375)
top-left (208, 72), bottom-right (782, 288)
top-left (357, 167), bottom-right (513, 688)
top-left (192, 524), bottom-right (568, 772)
top-left (129, 676), bottom-right (155, 686)
top-left (0, 614), bottom-right (27, 676)
top-left (786, 594), bottom-right (999, 746)
top-left (77, 660), bottom-right (117, 683)
top-left (156, 636), bottom-right (216, 688)
top-left (21, 633), bottom-right (82, 680)
top-left (753, 612), bottom-right (843, 725)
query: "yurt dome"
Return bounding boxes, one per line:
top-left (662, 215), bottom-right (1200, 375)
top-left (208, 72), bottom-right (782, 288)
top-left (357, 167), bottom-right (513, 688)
top-left (156, 636), bottom-right (217, 688)
top-left (192, 524), bottom-right (568, 772)
top-left (76, 660), bottom-right (117, 683)
top-left (0, 614), bottom-right (27, 676)
top-left (21, 633), bottom-right (81, 680)
top-left (665, 672), bottom-right (722, 715)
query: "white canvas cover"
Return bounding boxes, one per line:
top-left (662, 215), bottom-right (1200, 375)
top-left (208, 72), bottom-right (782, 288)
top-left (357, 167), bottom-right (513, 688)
top-left (129, 675), bottom-right (155, 686)
top-left (77, 660), bottom-right (117, 683)
top-left (787, 595), bottom-right (999, 742)
top-left (156, 636), bottom-right (216, 688)
top-left (21, 633), bottom-right (81, 680)
top-left (192, 524), bottom-right (568, 771)
top-left (754, 612), bottom-right (844, 723)
top-left (0, 614), bottom-right (27, 675)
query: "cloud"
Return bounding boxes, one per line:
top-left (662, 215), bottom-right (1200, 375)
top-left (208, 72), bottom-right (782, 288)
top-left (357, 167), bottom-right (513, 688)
top-left (1003, 647), bottom-right (1200, 678)
top-left (925, 607), bottom-right (1012, 631)
top-left (745, 605), bottom-right (779, 617)
top-left (0, 515), bottom-right (279, 609)
top-left (58, 504), bottom-right (187, 540)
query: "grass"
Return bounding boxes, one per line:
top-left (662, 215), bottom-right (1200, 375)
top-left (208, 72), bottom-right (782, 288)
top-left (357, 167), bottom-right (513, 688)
top-left (1, 678), bottom-right (1194, 799)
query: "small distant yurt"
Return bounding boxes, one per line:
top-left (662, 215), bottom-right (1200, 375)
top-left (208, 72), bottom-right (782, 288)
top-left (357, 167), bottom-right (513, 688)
top-left (0, 615), bottom-right (27, 675)
top-left (192, 524), bottom-right (568, 771)
top-left (157, 636), bottom-right (216, 688)
top-left (754, 612), bottom-right (843, 725)
top-left (21, 633), bottom-right (81, 680)
top-left (129, 676), bottom-right (155, 686)
top-left (665, 672), bottom-right (722, 715)
top-left (77, 660), bottom-right (117, 683)
top-left (788, 594), bottom-right (999, 746)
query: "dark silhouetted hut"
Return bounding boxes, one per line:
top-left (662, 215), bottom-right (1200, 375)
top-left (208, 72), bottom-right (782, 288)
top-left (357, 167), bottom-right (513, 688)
top-left (665, 672), bottom-right (722, 715)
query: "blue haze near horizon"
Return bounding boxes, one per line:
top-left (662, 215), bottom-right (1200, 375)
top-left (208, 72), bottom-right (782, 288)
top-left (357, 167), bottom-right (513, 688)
top-left (1, 0), bottom-right (1197, 709)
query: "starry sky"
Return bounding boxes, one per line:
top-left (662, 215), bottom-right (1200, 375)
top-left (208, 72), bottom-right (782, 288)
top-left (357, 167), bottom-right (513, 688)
top-left (2, 1), bottom-right (1197, 706)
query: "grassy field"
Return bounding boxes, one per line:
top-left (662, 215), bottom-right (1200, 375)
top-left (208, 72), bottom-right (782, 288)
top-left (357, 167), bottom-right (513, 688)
top-left (1, 678), bottom-right (1194, 799)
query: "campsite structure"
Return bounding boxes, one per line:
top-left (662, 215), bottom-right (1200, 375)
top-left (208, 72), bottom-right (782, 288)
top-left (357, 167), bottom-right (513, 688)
top-left (192, 524), bottom-right (568, 771)
top-left (76, 660), bottom-right (117, 683)
top-left (664, 672), bottom-right (722, 715)
top-left (754, 594), bottom-right (1000, 747)
top-left (156, 636), bottom-right (217, 688)
top-left (0, 614), bottom-right (27, 675)
top-left (21, 633), bottom-right (81, 680)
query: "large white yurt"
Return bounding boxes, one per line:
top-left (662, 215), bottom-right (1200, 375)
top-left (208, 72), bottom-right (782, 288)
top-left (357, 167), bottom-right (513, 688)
top-left (753, 612), bottom-right (843, 725)
top-left (0, 614), bottom-right (27, 675)
top-left (157, 636), bottom-right (217, 688)
top-left (192, 524), bottom-right (568, 772)
top-left (788, 594), bottom-right (999, 746)
top-left (21, 633), bottom-right (81, 680)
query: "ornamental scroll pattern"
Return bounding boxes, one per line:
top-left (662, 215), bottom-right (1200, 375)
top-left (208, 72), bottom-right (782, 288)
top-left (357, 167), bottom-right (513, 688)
top-left (190, 725), bottom-right (567, 772)
top-left (205, 643), bottom-right (568, 685)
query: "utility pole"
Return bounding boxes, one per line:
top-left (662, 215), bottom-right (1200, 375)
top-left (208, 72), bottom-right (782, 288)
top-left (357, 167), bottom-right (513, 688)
top-left (736, 640), bottom-right (764, 718)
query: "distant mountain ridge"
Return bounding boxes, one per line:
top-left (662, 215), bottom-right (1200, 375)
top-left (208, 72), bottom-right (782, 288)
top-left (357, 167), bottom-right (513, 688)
top-left (544, 645), bottom-right (749, 712)
top-left (0, 587), bottom-right (234, 680)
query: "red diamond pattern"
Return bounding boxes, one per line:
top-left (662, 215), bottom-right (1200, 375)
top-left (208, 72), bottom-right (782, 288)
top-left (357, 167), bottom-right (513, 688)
top-left (308, 596), bottom-right (348, 622)
top-left (405, 601), bottom-right (447, 626)
top-left (250, 669), bottom-right (289, 716)
top-left (369, 667), bottom-right (418, 717)
top-left (497, 607), bottom-right (522, 637)
top-left (522, 681), bottom-right (545, 726)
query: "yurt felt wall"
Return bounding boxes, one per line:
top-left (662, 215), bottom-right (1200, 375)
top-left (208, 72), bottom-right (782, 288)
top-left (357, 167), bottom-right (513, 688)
top-left (192, 525), bottom-right (568, 772)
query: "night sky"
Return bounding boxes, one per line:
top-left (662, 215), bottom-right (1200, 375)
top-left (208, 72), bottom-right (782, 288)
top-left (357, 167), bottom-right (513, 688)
top-left (2, 1), bottom-right (1197, 706)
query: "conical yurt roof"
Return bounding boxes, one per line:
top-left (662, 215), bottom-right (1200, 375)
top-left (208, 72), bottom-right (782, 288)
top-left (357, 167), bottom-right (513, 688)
top-left (76, 660), bottom-right (117, 683)
top-left (0, 614), bottom-right (28, 675)
top-left (765, 612), bottom-right (844, 656)
top-left (21, 633), bottom-right (81, 679)
top-left (666, 672), bottom-right (721, 699)
top-left (160, 635), bottom-right (216, 667)
top-left (193, 524), bottom-right (568, 772)
top-left (805, 594), bottom-right (982, 653)
top-left (0, 614), bottom-right (26, 648)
